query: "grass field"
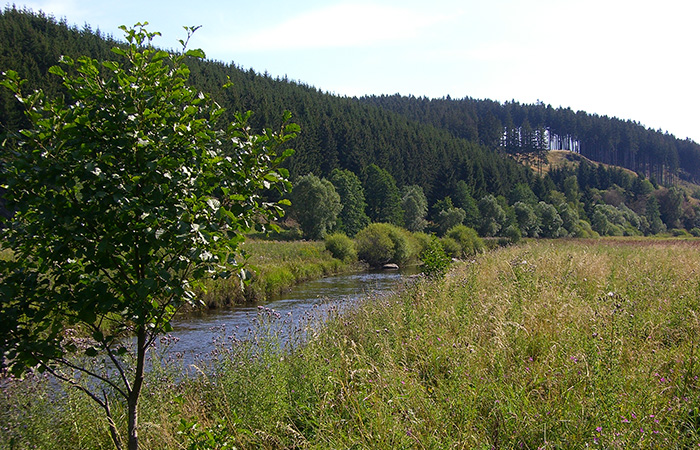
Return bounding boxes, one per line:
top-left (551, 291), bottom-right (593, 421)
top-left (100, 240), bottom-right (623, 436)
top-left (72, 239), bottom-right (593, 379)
top-left (3, 238), bottom-right (700, 449)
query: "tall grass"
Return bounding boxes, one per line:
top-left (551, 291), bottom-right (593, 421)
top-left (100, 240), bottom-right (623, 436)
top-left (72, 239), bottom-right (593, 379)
top-left (3, 239), bottom-right (700, 449)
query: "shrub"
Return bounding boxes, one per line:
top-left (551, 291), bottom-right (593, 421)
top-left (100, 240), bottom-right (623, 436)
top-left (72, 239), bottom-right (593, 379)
top-left (671, 228), bottom-right (691, 237)
top-left (503, 224), bottom-right (522, 244)
top-left (420, 237), bottom-right (452, 278)
top-left (355, 224), bottom-right (395, 267)
top-left (440, 236), bottom-right (461, 258)
top-left (324, 233), bottom-right (357, 263)
top-left (445, 225), bottom-right (485, 258)
top-left (355, 223), bottom-right (414, 267)
top-left (411, 232), bottom-right (433, 256)
top-left (387, 225), bottom-right (414, 265)
top-left (690, 227), bottom-right (700, 237)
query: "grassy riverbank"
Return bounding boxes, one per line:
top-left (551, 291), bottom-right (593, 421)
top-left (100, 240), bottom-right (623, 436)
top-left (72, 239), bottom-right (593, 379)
top-left (197, 239), bottom-right (360, 307)
top-left (3, 238), bottom-right (700, 448)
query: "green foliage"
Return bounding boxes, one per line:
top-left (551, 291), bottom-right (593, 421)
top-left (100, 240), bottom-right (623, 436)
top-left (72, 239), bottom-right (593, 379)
top-left (445, 225), bottom-right (485, 258)
top-left (410, 231), bottom-right (434, 256)
top-left (419, 237), bottom-right (452, 278)
top-left (514, 201), bottom-right (540, 237)
top-left (0, 24), bottom-right (295, 450)
top-left (535, 201), bottom-right (563, 238)
top-left (401, 185), bottom-right (428, 232)
top-left (363, 164), bottom-right (403, 226)
top-left (354, 223), bottom-right (395, 267)
top-left (503, 224), bottom-right (522, 244)
top-left (478, 194), bottom-right (507, 237)
top-left (329, 168), bottom-right (369, 236)
top-left (324, 233), bottom-right (357, 263)
top-left (436, 206), bottom-right (466, 236)
top-left (354, 223), bottom-right (413, 267)
top-left (289, 173), bottom-right (342, 240)
top-left (440, 236), bottom-right (461, 258)
top-left (557, 202), bottom-right (580, 236)
top-left (178, 418), bottom-right (237, 450)
top-left (656, 187), bottom-right (684, 229)
top-left (451, 180), bottom-right (481, 228)
top-left (509, 183), bottom-right (539, 206)
top-left (670, 228), bottom-right (692, 237)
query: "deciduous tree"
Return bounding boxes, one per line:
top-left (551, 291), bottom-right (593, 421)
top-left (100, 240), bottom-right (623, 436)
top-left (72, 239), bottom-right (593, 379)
top-left (290, 173), bottom-right (342, 240)
top-left (0, 24), bottom-right (296, 450)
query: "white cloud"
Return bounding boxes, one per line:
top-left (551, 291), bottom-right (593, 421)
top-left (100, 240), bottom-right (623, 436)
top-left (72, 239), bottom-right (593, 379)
top-left (204, 3), bottom-right (450, 53)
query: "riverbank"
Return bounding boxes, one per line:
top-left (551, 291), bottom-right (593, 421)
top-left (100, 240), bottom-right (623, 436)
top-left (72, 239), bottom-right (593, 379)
top-left (196, 239), bottom-right (363, 308)
top-left (4, 238), bottom-right (700, 448)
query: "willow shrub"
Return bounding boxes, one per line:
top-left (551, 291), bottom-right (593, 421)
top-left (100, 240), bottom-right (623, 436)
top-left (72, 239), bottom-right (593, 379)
top-left (445, 224), bottom-right (484, 258)
top-left (354, 223), bottom-right (416, 267)
top-left (324, 232), bottom-right (357, 263)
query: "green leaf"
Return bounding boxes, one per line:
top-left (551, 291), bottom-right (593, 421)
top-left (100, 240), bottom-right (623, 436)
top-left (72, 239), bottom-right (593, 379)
top-left (48, 66), bottom-right (66, 77)
top-left (185, 49), bottom-right (206, 59)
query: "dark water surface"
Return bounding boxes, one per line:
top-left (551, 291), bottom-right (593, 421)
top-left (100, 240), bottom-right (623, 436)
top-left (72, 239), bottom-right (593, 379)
top-left (165, 268), bottom-right (418, 359)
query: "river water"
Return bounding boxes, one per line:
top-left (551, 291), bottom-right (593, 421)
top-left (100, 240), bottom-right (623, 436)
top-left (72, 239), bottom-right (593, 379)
top-left (163, 268), bottom-right (417, 360)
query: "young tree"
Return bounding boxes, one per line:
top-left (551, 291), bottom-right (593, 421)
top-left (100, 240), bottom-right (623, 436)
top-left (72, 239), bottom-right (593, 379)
top-left (290, 173), bottom-right (342, 240)
top-left (0, 25), bottom-right (297, 450)
top-left (452, 180), bottom-right (480, 228)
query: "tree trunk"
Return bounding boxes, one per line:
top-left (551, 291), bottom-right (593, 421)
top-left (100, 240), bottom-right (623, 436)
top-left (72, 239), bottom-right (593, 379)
top-left (128, 327), bottom-right (147, 450)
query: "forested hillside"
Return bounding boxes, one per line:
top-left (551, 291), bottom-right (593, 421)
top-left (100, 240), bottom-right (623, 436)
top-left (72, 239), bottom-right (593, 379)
top-left (2, 6), bottom-right (700, 238)
top-left (0, 6), bottom-right (533, 207)
top-left (360, 94), bottom-right (700, 185)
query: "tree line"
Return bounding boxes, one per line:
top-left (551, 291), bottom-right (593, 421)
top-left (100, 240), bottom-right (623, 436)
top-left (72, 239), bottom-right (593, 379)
top-left (288, 159), bottom-right (700, 244)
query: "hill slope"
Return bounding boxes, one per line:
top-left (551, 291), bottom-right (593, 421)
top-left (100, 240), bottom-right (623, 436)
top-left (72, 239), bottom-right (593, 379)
top-left (0, 6), bottom-right (533, 206)
top-left (360, 94), bottom-right (700, 185)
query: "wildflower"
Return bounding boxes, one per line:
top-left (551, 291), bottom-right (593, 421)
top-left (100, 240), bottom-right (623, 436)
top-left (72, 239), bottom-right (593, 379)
top-left (596, 427), bottom-right (603, 433)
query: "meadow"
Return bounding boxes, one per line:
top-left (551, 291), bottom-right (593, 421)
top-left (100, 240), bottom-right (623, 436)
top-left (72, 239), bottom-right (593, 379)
top-left (2, 238), bottom-right (699, 449)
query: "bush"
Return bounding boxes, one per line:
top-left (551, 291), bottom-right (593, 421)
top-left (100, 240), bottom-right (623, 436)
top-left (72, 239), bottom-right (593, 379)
top-left (355, 223), bottom-right (414, 267)
top-left (503, 224), bottom-right (522, 244)
top-left (420, 237), bottom-right (452, 278)
top-left (670, 228), bottom-right (691, 237)
top-left (411, 232), bottom-right (434, 256)
top-left (324, 233), bottom-right (357, 263)
top-left (445, 225), bottom-right (485, 258)
top-left (690, 227), bottom-right (700, 237)
top-left (355, 224), bottom-right (395, 267)
top-left (440, 237), bottom-right (461, 258)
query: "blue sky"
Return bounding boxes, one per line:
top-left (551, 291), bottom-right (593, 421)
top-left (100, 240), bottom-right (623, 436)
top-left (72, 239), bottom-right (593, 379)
top-left (17, 0), bottom-right (700, 143)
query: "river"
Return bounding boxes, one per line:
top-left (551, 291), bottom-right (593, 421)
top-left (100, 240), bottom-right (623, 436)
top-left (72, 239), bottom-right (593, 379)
top-left (162, 268), bottom-right (418, 361)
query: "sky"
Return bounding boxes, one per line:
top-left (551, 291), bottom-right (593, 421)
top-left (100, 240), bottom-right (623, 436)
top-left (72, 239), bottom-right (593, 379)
top-left (16, 0), bottom-right (700, 143)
